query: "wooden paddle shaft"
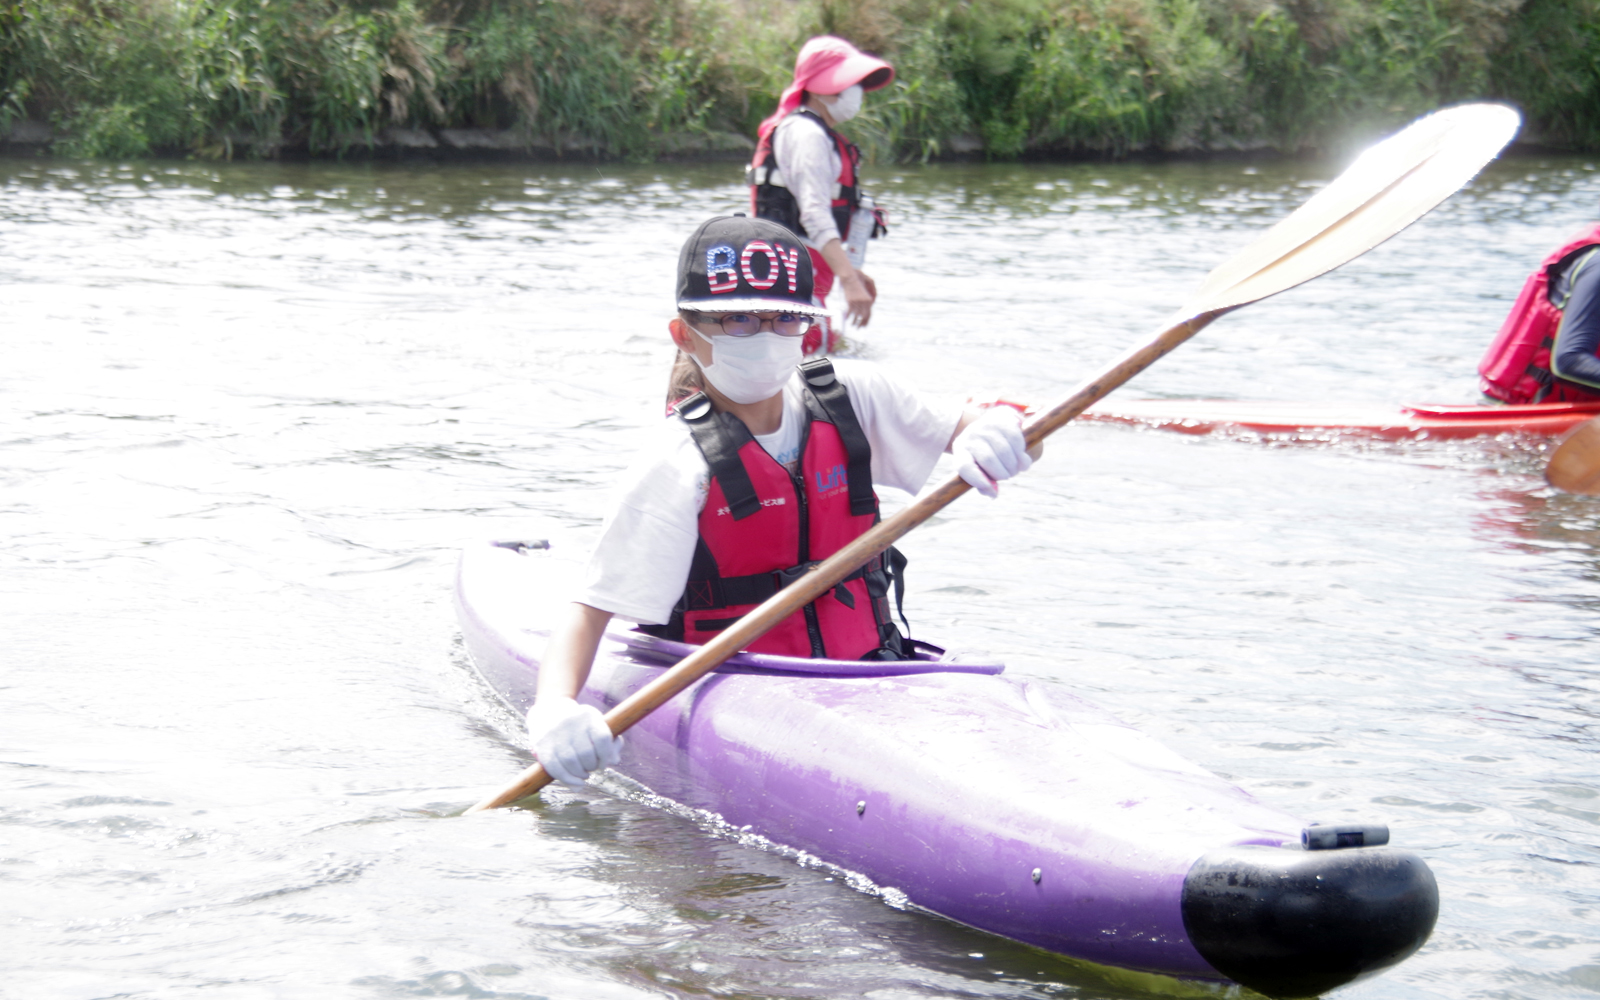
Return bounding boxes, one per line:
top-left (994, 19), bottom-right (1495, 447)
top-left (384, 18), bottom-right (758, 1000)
top-left (462, 310), bottom-right (1222, 813)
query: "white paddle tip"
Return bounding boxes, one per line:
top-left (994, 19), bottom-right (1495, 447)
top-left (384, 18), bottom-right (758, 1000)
top-left (1182, 102), bottom-right (1522, 318)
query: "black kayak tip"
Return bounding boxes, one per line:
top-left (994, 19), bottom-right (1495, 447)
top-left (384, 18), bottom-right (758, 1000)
top-left (1181, 844), bottom-right (1439, 998)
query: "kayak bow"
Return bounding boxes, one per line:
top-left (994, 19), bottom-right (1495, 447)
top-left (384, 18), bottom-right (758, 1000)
top-left (457, 540), bottom-right (1438, 998)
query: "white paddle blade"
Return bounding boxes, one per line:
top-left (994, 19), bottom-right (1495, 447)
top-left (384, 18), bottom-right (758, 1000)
top-left (1184, 103), bottom-right (1521, 316)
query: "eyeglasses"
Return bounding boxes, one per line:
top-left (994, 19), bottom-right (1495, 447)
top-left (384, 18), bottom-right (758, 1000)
top-left (690, 311), bottom-right (812, 338)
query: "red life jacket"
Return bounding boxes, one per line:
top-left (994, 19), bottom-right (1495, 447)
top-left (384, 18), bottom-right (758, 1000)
top-left (644, 359), bottom-right (905, 660)
top-left (747, 109), bottom-right (861, 242)
top-left (1478, 222), bottom-right (1600, 403)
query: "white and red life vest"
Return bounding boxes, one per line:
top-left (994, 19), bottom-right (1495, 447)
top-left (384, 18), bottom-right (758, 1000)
top-left (747, 109), bottom-right (861, 242)
top-left (644, 359), bottom-right (904, 660)
top-left (1479, 222), bottom-right (1600, 404)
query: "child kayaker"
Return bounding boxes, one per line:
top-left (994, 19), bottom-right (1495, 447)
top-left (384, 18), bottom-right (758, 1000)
top-left (527, 215), bottom-right (1032, 787)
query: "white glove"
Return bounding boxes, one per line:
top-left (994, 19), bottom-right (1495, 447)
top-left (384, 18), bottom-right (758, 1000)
top-left (525, 697), bottom-right (623, 788)
top-left (952, 407), bottom-right (1032, 498)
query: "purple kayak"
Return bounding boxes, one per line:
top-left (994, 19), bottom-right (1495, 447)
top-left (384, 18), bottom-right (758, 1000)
top-left (458, 539), bottom-right (1438, 998)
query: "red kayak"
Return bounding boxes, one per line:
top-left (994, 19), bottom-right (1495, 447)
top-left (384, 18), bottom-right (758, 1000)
top-left (1078, 399), bottom-right (1600, 440)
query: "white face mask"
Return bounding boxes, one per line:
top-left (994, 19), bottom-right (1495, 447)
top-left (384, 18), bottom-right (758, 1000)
top-left (689, 325), bottom-right (803, 404)
top-left (824, 84), bottom-right (864, 123)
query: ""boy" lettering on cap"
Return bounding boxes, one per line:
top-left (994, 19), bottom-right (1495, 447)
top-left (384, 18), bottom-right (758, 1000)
top-left (707, 240), bottom-right (802, 296)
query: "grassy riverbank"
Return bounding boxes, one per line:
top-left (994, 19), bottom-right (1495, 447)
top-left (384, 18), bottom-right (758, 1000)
top-left (2, 0), bottom-right (1597, 161)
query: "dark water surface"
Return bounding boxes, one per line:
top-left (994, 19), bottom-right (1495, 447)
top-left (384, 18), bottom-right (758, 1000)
top-left (3, 151), bottom-right (1598, 1000)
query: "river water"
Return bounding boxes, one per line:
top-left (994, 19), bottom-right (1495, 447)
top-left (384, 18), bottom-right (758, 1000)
top-left (3, 147), bottom-right (1597, 1000)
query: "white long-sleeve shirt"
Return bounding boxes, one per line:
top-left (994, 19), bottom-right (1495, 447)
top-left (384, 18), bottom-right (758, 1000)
top-left (772, 112), bottom-right (844, 250)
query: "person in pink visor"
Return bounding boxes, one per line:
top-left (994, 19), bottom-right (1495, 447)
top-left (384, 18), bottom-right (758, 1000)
top-left (747, 36), bottom-right (894, 354)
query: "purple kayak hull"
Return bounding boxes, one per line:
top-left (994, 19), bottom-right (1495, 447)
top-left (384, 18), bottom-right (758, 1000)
top-left (457, 540), bottom-right (1435, 991)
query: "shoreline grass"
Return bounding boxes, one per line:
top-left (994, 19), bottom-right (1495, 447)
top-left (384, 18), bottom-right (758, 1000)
top-left (2, 0), bottom-right (1597, 162)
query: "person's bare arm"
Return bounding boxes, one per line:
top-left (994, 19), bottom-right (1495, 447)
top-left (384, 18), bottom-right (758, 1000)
top-left (536, 602), bottom-right (614, 702)
top-left (946, 408), bottom-right (979, 451)
top-left (818, 238), bottom-right (875, 327)
top-left (526, 602), bottom-right (622, 787)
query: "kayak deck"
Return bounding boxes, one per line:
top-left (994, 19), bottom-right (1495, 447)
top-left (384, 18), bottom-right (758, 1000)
top-left (457, 541), bottom-right (1298, 979)
top-left (1079, 398), bottom-right (1600, 439)
top-left (619, 630), bottom-right (1005, 677)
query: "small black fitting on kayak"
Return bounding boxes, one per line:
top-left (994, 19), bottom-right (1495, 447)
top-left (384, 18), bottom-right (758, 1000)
top-left (1181, 845), bottom-right (1438, 999)
top-left (1303, 822), bottom-right (1389, 850)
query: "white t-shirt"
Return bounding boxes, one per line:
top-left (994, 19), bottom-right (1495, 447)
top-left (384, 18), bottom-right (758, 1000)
top-left (577, 359), bottom-right (961, 624)
top-left (773, 112), bottom-right (844, 250)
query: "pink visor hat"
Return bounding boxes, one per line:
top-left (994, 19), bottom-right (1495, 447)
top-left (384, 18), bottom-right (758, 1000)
top-left (757, 36), bottom-right (894, 140)
top-left (794, 35), bottom-right (894, 96)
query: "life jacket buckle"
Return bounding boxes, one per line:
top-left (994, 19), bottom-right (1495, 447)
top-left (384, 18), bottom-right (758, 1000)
top-left (747, 164), bottom-right (784, 188)
top-left (675, 391), bottom-right (714, 421)
top-left (772, 561), bottom-right (856, 609)
top-left (773, 561), bottom-right (820, 589)
top-left (800, 357), bottom-right (837, 387)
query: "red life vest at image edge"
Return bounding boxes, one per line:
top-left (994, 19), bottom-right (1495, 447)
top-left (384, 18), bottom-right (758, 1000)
top-left (747, 108), bottom-right (861, 241)
top-left (646, 363), bottom-right (900, 660)
top-left (1478, 222), bottom-right (1600, 404)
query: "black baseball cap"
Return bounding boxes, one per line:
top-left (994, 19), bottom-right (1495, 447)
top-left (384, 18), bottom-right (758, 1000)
top-left (676, 216), bottom-right (829, 316)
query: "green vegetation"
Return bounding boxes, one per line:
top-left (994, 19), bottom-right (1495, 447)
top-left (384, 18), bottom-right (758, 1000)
top-left (1, 0), bottom-right (1597, 161)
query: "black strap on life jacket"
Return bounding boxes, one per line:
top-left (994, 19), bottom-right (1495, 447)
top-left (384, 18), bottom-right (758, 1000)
top-left (798, 357), bottom-right (876, 517)
top-left (885, 545), bottom-right (909, 634)
top-left (749, 109), bottom-right (860, 240)
top-left (674, 391), bottom-right (762, 521)
top-left (1549, 245), bottom-right (1600, 308)
top-left (1527, 338), bottom-right (1557, 402)
top-left (678, 541), bottom-right (873, 618)
top-left (655, 547), bottom-right (907, 649)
